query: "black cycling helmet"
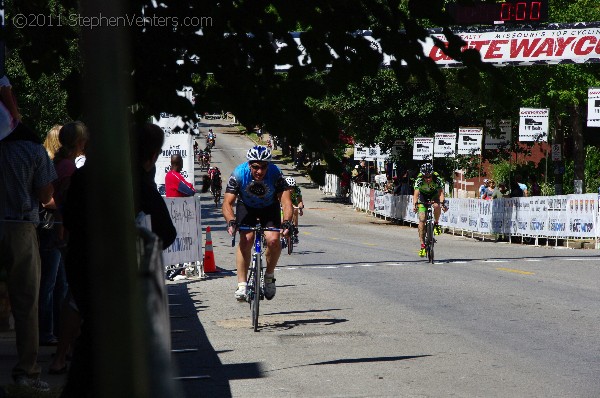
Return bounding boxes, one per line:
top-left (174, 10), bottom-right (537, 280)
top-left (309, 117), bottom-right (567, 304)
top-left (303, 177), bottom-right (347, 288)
top-left (420, 163), bottom-right (434, 175)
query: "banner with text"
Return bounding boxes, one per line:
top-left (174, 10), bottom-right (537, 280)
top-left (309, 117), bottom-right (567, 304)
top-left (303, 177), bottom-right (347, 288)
top-left (519, 108), bottom-right (549, 142)
top-left (155, 131), bottom-right (194, 195)
top-left (434, 132), bottom-right (456, 158)
top-left (422, 23), bottom-right (600, 67)
top-left (162, 196), bottom-right (203, 265)
top-left (485, 119), bottom-right (512, 149)
top-left (413, 137), bottom-right (434, 160)
top-left (458, 127), bottom-right (483, 155)
top-left (588, 87), bottom-right (600, 127)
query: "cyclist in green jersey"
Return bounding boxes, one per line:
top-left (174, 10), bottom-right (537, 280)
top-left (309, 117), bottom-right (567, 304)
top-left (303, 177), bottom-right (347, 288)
top-left (284, 177), bottom-right (304, 244)
top-left (412, 163), bottom-right (445, 257)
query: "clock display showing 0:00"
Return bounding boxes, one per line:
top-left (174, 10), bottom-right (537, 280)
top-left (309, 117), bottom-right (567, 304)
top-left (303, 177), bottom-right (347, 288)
top-left (499, 1), bottom-right (545, 22)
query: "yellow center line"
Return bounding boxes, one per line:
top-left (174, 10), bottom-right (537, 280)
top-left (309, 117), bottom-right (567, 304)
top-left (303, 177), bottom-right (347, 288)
top-left (496, 267), bottom-right (535, 275)
top-left (301, 231), bottom-right (311, 235)
top-left (365, 243), bottom-right (377, 246)
top-left (329, 237), bottom-right (339, 240)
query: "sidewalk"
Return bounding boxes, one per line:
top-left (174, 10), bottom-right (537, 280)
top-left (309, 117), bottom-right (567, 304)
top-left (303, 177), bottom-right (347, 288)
top-left (0, 326), bottom-right (68, 394)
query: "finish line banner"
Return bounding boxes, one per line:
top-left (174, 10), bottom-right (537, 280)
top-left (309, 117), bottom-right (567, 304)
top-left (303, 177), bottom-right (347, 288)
top-left (423, 22), bottom-right (600, 67)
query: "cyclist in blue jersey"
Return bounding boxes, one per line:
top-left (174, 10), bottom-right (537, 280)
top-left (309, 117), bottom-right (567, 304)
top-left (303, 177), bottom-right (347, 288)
top-left (222, 145), bottom-right (293, 301)
top-left (413, 163), bottom-right (445, 257)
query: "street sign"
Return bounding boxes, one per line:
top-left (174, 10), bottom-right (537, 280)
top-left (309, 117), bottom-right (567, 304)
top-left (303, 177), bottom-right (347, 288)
top-left (353, 144), bottom-right (389, 161)
top-left (413, 137), bottom-right (434, 160)
top-left (458, 127), bottom-right (483, 155)
top-left (434, 132), bottom-right (456, 158)
top-left (552, 144), bottom-right (561, 161)
top-left (519, 108), bottom-right (549, 142)
top-left (485, 119), bottom-right (512, 149)
top-left (587, 87), bottom-right (600, 127)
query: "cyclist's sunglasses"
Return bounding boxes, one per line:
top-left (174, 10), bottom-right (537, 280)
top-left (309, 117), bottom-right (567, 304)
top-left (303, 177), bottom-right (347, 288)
top-left (250, 162), bottom-right (268, 170)
top-left (423, 174), bottom-right (433, 179)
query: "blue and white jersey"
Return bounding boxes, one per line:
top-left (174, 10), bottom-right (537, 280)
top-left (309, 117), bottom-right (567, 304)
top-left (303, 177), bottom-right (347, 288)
top-left (225, 162), bottom-right (288, 208)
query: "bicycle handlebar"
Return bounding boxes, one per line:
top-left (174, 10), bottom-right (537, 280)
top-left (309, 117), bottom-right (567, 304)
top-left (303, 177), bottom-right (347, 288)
top-left (230, 224), bottom-right (282, 247)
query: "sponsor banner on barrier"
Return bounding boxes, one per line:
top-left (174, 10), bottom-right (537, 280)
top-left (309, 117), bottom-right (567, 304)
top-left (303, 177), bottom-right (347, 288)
top-left (163, 196), bottom-right (202, 265)
top-left (347, 179), bottom-right (598, 239)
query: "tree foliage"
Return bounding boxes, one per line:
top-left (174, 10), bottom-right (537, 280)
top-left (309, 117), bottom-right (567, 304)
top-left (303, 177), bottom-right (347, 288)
top-left (4, 0), bottom-right (483, 143)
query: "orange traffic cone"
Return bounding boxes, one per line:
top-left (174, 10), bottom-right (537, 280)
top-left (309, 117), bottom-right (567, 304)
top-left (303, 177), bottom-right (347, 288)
top-left (204, 226), bottom-right (217, 273)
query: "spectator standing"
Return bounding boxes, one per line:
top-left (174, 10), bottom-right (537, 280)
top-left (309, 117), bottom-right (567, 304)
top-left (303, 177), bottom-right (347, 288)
top-left (60, 123), bottom-right (176, 397)
top-left (482, 180), bottom-right (495, 200)
top-left (164, 154), bottom-right (195, 280)
top-left (479, 179), bottom-right (489, 199)
top-left (43, 125), bottom-right (62, 159)
top-left (492, 182), bottom-right (506, 199)
top-left (0, 75), bottom-right (21, 140)
top-left (165, 154), bottom-right (196, 198)
top-left (0, 129), bottom-right (56, 391)
top-left (529, 175), bottom-right (541, 196)
top-left (38, 122), bottom-right (88, 348)
top-left (515, 174), bottom-right (528, 197)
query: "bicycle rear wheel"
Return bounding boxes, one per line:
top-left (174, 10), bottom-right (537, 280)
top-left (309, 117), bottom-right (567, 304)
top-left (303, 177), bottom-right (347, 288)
top-left (287, 235), bottom-right (293, 255)
top-left (251, 254), bottom-right (261, 331)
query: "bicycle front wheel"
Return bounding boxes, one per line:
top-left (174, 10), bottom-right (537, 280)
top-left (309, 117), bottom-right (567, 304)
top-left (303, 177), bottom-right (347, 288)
top-left (427, 220), bottom-right (435, 263)
top-left (251, 254), bottom-right (261, 331)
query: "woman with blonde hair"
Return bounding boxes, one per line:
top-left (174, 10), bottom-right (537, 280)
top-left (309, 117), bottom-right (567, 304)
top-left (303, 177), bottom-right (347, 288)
top-left (43, 125), bottom-right (62, 160)
top-left (38, 121), bottom-right (88, 348)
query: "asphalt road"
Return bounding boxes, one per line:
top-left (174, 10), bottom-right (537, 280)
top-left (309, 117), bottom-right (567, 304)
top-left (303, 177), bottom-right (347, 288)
top-left (169, 121), bottom-right (600, 398)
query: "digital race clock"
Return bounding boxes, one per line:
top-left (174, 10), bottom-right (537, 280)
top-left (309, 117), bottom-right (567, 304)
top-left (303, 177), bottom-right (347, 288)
top-left (446, 0), bottom-right (549, 25)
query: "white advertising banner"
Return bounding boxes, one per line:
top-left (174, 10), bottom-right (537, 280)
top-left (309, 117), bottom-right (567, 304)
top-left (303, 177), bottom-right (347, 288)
top-left (458, 127), bottom-right (483, 155)
top-left (413, 137), bottom-right (434, 160)
top-left (567, 195), bottom-right (597, 238)
top-left (434, 132), bottom-right (456, 158)
top-left (354, 144), bottom-right (389, 161)
top-left (422, 24), bottom-right (600, 66)
top-left (519, 108), bottom-right (549, 142)
top-left (155, 133), bottom-right (194, 196)
top-left (162, 196), bottom-right (203, 265)
top-left (485, 119), bottom-right (512, 149)
top-left (587, 87), bottom-right (600, 127)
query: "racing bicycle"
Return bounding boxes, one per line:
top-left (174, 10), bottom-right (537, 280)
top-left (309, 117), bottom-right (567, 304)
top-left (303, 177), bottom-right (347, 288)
top-left (418, 200), bottom-right (438, 264)
top-left (210, 176), bottom-right (222, 208)
top-left (419, 200), bottom-right (448, 263)
top-left (233, 223), bottom-right (282, 331)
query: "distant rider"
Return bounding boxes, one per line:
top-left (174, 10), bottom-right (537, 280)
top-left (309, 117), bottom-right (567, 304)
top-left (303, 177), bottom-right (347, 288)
top-left (222, 145), bottom-right (293, 301)
top-left (285, 177), bottom-right (304, 244)
top-left (412, 163), bottom-right (445, 257)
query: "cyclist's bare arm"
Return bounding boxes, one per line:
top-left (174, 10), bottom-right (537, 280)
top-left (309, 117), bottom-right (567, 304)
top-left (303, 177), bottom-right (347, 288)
top-left (296, 196), bottom-right (304, 215)
top-left (279, 189), bottom-right (293, 236)
top-left (222, 192), bottom-right (237, 236)
top-left (413, 189), bottom-right (420, 212)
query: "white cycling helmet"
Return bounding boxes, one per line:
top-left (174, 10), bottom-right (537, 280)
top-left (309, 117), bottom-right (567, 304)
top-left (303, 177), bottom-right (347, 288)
top-left (246, 145), bottom-right (272, 162)
top-left (285, 177), bottom-right (296, 187)
top-left (420, 163), bottom-right (434, 175)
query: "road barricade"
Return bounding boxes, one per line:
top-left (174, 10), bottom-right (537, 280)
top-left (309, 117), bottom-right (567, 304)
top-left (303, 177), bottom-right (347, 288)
top-left (335, 175), bottom-right (599, 246)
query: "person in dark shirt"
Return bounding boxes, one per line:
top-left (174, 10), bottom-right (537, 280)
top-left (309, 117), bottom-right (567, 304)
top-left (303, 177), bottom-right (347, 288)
top-left (60, 123), bottom-right (175, 397)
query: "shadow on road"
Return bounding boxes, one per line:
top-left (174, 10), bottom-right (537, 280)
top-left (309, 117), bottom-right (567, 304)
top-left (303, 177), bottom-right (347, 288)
top-left (168, 281), bottom-right (264, 397)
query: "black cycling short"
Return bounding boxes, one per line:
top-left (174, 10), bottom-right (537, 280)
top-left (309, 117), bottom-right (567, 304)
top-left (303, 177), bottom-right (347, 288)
top-left (235, 201), bottom-right (281, 229)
